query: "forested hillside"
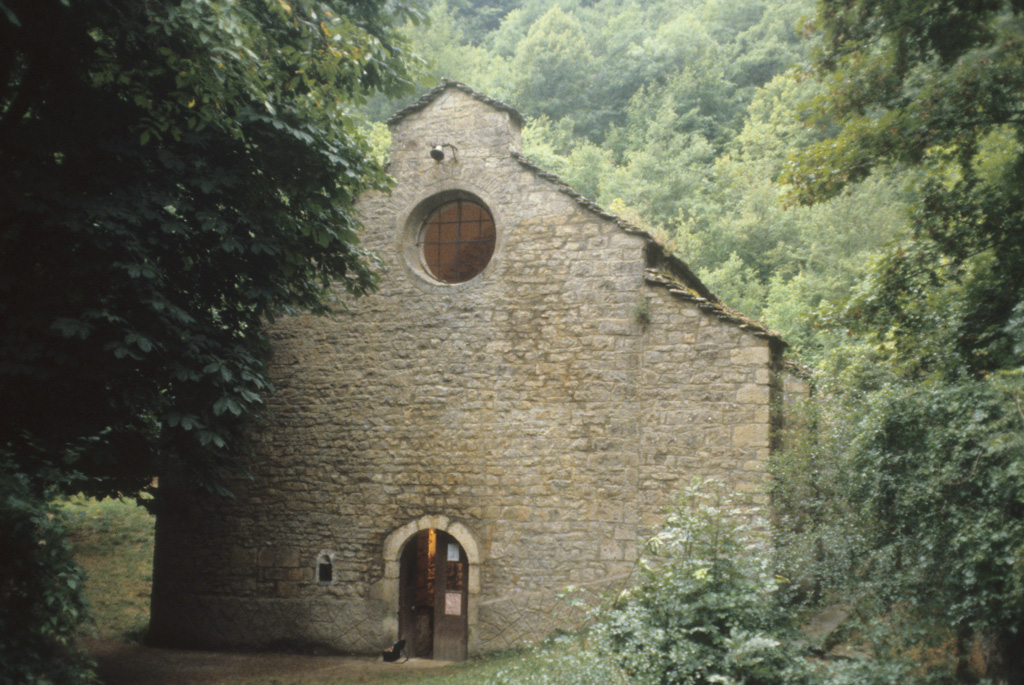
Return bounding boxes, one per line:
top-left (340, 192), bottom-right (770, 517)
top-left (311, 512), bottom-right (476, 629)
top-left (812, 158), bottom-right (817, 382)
top-left (366, 0), bottom-right (910, 359)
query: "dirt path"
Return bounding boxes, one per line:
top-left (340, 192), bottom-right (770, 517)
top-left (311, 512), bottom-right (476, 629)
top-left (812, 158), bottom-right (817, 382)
top-left (83, 639), bottom-right (456, 685)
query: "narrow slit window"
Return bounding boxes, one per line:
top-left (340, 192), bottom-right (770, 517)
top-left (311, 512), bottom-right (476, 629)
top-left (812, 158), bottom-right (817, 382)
top-left (318, 555), bottom-right (333, 583)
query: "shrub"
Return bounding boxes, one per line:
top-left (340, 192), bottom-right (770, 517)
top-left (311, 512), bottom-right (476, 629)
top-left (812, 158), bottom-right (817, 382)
top-left (592, 478), bottom-right (814, 685)
top-left (771, 364), bottom-right (1024, 682)
top-left (0, 458), bottom-right (96, 684)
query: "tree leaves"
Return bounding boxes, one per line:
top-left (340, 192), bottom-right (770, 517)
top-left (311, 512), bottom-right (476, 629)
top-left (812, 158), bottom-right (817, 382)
top-left (0, 0), bottom-right (419, 497)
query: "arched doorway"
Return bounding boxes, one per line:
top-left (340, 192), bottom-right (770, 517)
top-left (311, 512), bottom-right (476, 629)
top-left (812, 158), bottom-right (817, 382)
top-left (382, 516), bottom-right (480, 662)
top-left (399, 529), bottom-right (468, 661)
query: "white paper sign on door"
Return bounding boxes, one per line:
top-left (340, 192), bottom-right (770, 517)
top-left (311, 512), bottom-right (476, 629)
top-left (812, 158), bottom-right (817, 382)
top-left (445, 591), bottom-right (462, 616)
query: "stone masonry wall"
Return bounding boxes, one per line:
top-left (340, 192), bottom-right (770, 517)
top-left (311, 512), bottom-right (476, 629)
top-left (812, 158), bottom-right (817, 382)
top-left (149, 87), bottom-right (776, 656)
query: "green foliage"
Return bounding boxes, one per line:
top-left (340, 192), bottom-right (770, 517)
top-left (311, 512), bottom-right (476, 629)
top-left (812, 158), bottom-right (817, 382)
top-left (695, 253), bottom-right (768, 320)
top-left (601, 85), bottom-right (719, 228)
top-left (411, 1), bottom-right (506, 93)
top-left (772, 5), bottom-right (1024, 672)
top-left (593, 479), bottom-right (814, 685)
top-left (773, 295), bottom-right (1024, 677)
top-left (773, 364), bottom-right (1024, 679)
top-left (446, 0), bottom-right (523, 37)
top-left (0, 0), bottom-right (420, 498)
top-left (510, 6), bottom-right (593, 125)
top-left (786, 1), bottom-right (1024, 202)
top-left (0, 458), bottom-right (96, 684)
top-left (783, 0), bottom-right (1024, 369)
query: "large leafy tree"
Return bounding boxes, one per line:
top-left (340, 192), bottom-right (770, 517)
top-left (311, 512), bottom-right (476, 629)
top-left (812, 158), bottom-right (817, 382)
top-left (776, 0), bottom-right (1024, 678)
top-left (0, 0), bottom-right (420, 497)
top-left (510, 5), bottom-right (594, 125)
top-left (1, 0), bottom-right (419, 679)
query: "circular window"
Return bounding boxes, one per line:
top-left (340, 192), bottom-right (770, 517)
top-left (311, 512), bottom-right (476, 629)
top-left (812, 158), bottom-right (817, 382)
top-left (417, 200), bottom-right (496, 284)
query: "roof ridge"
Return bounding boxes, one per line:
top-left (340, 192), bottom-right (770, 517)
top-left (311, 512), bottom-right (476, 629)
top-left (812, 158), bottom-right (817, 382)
top-left (387, 79), bottom-right (525, 128)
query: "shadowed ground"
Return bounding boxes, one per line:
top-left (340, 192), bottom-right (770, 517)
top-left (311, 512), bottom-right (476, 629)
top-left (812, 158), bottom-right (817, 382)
top-left (85, 639), bottom-right (454, 685)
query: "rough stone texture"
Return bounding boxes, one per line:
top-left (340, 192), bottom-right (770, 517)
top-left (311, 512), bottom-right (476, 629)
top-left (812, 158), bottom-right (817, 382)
top-left (149, 83), bottom-right (788, 657)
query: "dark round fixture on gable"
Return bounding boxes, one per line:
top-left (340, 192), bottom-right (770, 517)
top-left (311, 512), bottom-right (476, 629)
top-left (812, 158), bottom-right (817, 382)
top-left (429, 143), bottom-right (457, 162)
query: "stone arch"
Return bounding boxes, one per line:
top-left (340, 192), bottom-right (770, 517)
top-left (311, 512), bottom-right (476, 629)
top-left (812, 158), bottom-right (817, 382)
top-left (378, 515), bottom-right (482, 653)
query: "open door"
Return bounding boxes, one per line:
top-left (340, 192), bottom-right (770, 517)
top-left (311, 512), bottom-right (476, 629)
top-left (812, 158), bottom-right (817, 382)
top-left (433, 530), bottom-right (468, 661)
top-left (398, 529), bottom-right (468, 661)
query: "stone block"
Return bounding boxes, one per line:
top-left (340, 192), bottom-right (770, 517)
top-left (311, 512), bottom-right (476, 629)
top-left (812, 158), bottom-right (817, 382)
top-left (600, 541), bottom-right (624, 561)
top-left (730, 346), bottom-right (768, 366)
top-left (733, 423), bottom-right (769, 447)
top-left (229, 546), bottom-right (257, 568)
top-left (260, 546), bottom-right (301, 569)
top-left (736, 384), bottom-right (769, 404)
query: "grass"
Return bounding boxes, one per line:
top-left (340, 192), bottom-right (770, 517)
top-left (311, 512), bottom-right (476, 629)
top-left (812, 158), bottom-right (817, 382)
top-left (61, 494), bottom-right (156, 643)
top-left (212, 640), bottom-right (624, 685)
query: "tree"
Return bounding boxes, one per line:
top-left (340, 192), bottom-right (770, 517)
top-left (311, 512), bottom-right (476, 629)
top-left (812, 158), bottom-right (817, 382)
top-left (510, 5), bottom-right (594, 126)
top-left (0, 1), bottom-right (419, 679)
top-left (777, 0), bottom-right (1024, 678)
top-left (0, 0), bottom-right (419, 496)
top-left (0, 459), bottom-right (93, 685)
top-left (784, 0), bottom-right (1024, 352)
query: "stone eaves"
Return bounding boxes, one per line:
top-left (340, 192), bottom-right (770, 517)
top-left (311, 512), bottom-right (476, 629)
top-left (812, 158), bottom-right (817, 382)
top-left (388, 80), bottom-right (785, 345)
top-left (642, 269), bottom-right (784, 344)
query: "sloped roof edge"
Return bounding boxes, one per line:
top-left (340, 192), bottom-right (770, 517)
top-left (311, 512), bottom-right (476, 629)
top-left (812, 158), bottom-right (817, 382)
top-left (387, 79), bottom-right (525, 128)
top-left (510, 151), bottom-right (785, 345)
top-left (643, 270), bottom-right (785, 344)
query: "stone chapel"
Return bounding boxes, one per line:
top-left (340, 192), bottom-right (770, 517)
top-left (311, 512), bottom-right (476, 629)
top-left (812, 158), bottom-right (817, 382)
top-left (148, 81), bottom-right (792, 661)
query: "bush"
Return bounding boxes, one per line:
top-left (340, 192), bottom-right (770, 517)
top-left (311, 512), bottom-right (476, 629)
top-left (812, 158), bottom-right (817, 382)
top-left (0, 459), bottom-right (96, 684)
top-left (592, 478), bottom-right (814, 685)
top-left (771, 362), bottom-right (1024, 682)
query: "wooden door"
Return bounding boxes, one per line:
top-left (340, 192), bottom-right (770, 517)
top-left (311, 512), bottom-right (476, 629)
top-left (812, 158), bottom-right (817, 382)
top-left (432, 531), bottom-right (468, 661)
top-left (398, 530), bottom-right (434, 658)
